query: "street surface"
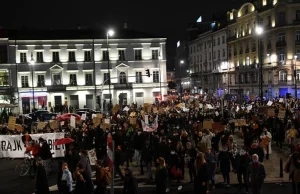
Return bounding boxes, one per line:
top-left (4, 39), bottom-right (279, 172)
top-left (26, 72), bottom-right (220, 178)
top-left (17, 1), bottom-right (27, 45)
top-left (0, 132), bottom-right (293, 194)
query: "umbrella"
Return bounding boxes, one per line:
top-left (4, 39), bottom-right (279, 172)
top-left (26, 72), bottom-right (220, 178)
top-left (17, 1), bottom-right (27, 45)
top-left (54, 137), bottom-right (74, 146)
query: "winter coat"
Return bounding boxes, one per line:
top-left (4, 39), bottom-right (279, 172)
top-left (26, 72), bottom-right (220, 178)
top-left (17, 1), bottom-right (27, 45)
top-left (77, 155), bottom-right (92, 179)
top-left (285, 153), bottom-right (300, 182)
top-left (249, 145), bottom-right (264, 163)
top-left (234, 153), bottom-right (250, 173)
top-left (248, 162), bottom-right (266, 185)
top-left (218, 151), bottom-right (233, 174)
top-left (35, 166), bottom-right (49, 194)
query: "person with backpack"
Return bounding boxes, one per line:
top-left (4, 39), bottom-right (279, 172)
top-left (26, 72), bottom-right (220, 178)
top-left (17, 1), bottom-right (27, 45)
top-left (123, 168), bottom-right (138, 194)
top-left (94, 160), bottom-right (111, 194)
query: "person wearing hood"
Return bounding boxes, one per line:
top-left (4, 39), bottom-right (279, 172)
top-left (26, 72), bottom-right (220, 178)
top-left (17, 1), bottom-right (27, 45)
top-left (234, 147), bottom-right (250, 193)
top-left (123, 168), bottom-right (138, 194)
top-left (260, 127), bottom-right (272, 160)
top-left (249, 140), bottom-right (264, 163)
top-left (60, 162), bottom-right (73, 194)
top-left (218, 144), bottom-right (234, 188)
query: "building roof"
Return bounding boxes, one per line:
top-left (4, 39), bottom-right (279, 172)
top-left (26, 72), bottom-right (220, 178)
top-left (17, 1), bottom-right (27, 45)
top-left (0, 28), bottom-right (164, 40)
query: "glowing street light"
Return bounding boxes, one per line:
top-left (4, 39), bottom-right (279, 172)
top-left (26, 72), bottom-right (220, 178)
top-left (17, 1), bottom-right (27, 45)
top-left (180, 60), bottom-right (184, 64)
top-left (255, 26), bottom-right (263, 35)
top-left (107, 29), bottom-right (115, 37)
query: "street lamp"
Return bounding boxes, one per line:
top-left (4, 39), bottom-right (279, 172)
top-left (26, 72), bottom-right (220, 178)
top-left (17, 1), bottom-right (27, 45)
top-left (29, 52), bottom-right (35, 110)
top-left (106, 29), bottom-right (114, 113)
top-left (256, 26), bottom-right (264, 105)
top-left (294, 55), bottom-right (298, 99)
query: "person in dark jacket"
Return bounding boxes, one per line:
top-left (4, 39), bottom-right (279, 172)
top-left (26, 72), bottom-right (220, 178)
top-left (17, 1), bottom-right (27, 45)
top-left (73, 164), bottom-right (94, 194)
top-left (234, 147), bottom-right (250, 193)
top-left (218, 144), bottom-right (234, 187)
top-left (155, 157), bottom-right (168, 194)
top-left (205, 147), bottom-right (217, 190)
top-left (141, 141), bottom-right (154, 183)
top-left (247, 154), bottom-right (266, 194)
top-left (249, 140), bottom-right (264, 163)
top-left (194, 152), bottom-right (208, 194)
top-left (38, 138), bottom-right (52, 175)
top-left (115, 145), bottom-right (124, 179)
top-left (35, 158), bottom-right (50, 194)
top-left (186, 142), bottom-right (197, 183)
top-left (123, 168), bottom-right (138, 194)
top-left (65, 144), bottom-right (80, 173)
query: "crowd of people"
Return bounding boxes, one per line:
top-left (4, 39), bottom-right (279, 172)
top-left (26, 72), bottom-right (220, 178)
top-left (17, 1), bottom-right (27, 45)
top-left (3, 96), bottom-right (300, 194)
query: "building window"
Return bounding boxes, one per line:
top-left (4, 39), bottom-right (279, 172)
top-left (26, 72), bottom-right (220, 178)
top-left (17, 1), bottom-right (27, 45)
top-left (253, 72), bottom-right (257, 82)
top-left (37, 75), bottom-right (45, 87)
top-left (278, 12), bottom-right (285, 25)
top-left (69, 51), bottom-right (76, 62)
top-left (20, 53), bottom-right (27, 63)
top-left (152, 50), bottom-right (159, 60)
top-left (296, 31), bottom-right (300, 41)
top-left (218, 50), bottom-right (220, 59)
top-left (135, 49), bottom-right (142, 60)
top-left (103, 73), bottom-right (110, 84)
top-left (268, 15), bottom-right (272, 27)
top-left (118, 50), bottom-right (126, 61)
top-left (153, 71), bottom-right (159, 83)
top-left (268, 71), bottom-right (272, 82)
top-left (296, 10), bottom-right (300, 20)
top-left (136, 72), bottom-right (143, 83)
top-left (217, 37), bottom-right (220, 45)
top-left (222, 49), bottom-right (225, 57)
top-left (222, 36), bottom-right (225, 44)
top-left (278, 49), bottom-right (286, 62)
top-left (102, 50), bottom-right (109, 61)
top-left (235, 74), bottom-right (239, 84)
top-left (85, 73), bottom-right (93, 85)
top-left (213, 51), bottom-right (216, 59)
top-left (52, 52), bottom-right (60, 63)
top-left (69, 74), bottom-right (77, 86)
top-left (36, 52), bottom-right (43, 63)
top-left (52, 74), bottom-right (61, 85)
top-left (296, 50), bottom-right (300, 60)
top-left (84, 51), bottom-right (92, 62)
top-left (277, 32), bottom-right (285, 42)
top-left (279, 70), bottom-right (287, 81)
top-left (21, 75), bottom-right (29, 87)
top-left (119, 72), bottom-right (127, 84)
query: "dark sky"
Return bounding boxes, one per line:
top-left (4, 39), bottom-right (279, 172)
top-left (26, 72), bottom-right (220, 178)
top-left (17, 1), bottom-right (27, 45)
top-left (0, 0), bottom-right (246, 70)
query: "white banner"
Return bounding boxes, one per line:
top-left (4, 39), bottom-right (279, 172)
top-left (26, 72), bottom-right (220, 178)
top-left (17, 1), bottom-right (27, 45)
top-left (0, 133), bottom-right (66, 158)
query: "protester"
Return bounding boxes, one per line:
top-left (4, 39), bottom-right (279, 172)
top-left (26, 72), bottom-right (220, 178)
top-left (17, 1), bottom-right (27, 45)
top-left (60, 162), bottom-right (73, 194)
top-left (123, 168), bottom-right (138, 194)
top-left (94, 160), bottom-right (110, 194)
top-left (38, 137), bottom-right (52, 176)
top-left (77, 150), bottom-right (93, 179)
top-left (285, 144), bottom-right (300, 194)
top-left (194, 152), bottom-right (208, 194)
top-left (234, 146), bottom-right (250, 193)
top-left (35, 158), bottom-right (50, 194)
top-left (218, 144), bottom-right (234, 187)
top-left (248, 154), bottom-right (266, 194)
top-left (73, 164), bottom-right (93, 194)
top-left (155, 157), bottom-right (168, 194)
top-left (205, 147), bottom-right (216, 190)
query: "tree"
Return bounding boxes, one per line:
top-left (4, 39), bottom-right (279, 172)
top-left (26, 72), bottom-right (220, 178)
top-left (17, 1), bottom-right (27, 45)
top-left (168, 81), bottom-right (177, 89)
top-left (2, 87), bottom-right (18, 104)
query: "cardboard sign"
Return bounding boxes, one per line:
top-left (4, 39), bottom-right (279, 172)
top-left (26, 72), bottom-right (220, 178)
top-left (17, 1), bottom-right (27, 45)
top-left (97, 113), bottom-right (103, 118)
top-left (87, 149), bottom-right (98, 166)
top-left (70, 116), bottom-right (76, 128)
top-left (278, 110), bottom-right (285, 119)
top-left (130, 118), bottom-right (137, 125)
top-left (8, 116), bottom-right (16, 130)
top-left (15, 124), bottom-right (23, 132)
top-left (81, 114), bottom-right (87, 120)
top-left (153, 107), bottom-right (158, 114)
top-left (234, 119), bottom-right (246, 127)
top-left (203, 120), bottom-right (213, 129)
top-left (112, 104), bottom-right (120, 114)
top-left (159, 107), bottom-right (165, 114)
top-left (129, 112), bottom-right (136, 117)
top-left (143, 103), bottom-right (149, 112)
top-left (267, 108), bottom-right (275, 117)
top-left (49, 120), bottom-right (58, 129)
top-left (212, 122), bottom-right (224, 133)
top-left (104, 119), bottom-right (110, 124)
top-left (93, 117), bottom-right (101, 127)
top-left (37, 122), bottom-right (46, 130)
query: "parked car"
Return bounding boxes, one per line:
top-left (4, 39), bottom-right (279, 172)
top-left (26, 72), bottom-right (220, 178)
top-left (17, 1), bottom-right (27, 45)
top-left (28, 110), bottom-right (57, 121)
top-left (56, 113), bottom-right (81, 121)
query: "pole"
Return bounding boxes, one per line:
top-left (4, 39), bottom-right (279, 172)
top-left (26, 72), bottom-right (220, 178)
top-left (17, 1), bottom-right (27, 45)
top-left (280, 158), bottom-right (283, 178)
top-left (259, 37), bottom-right (263, 105)
top-left (93, 38), bottom-right (97, 110)
top-left (31, 66), bottom-right (35, 110)
top-left (110, 140), bottom-right (115, 194)
top-left (107, 34), bottom-right (112, 113)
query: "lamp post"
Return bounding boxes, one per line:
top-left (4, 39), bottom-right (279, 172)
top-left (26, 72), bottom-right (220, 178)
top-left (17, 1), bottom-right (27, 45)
top-left (256, 26), bottom-right (264, 105)
top-left (106, 29), bottom-right (114, 113)
top-left (29, 52), bottom-right (35, 110)
top-left (180, 60), bottom-right (184, 93)
top-left (294, 55), bottom-right (298, 99)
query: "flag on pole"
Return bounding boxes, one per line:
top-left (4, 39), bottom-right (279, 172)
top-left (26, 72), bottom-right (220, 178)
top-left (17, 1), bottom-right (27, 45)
top-left (107, 134), bottom-right (113, 172)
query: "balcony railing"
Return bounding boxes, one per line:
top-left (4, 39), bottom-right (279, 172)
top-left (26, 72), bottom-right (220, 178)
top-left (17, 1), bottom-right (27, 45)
top-left (37, 82), bottom-right (45, 87)
top-left (0, 76), bottom-right (9, 86)
top-left (227, 36), bottom-right (237, 42)
top-left (276, 41), bottom-right (287, 48)
top-left (113, 83), bottom-right (133, 90)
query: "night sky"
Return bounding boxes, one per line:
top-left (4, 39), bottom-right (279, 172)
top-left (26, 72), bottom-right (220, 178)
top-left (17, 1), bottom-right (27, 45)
top-left (0, 0), bottom-right (247, 70)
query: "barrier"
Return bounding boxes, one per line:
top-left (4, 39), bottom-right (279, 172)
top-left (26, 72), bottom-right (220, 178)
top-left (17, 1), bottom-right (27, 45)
top-left (0, 133), bottom-right (65, 158)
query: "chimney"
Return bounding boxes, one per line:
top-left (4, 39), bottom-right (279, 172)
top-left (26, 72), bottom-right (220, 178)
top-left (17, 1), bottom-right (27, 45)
top-left (124, 23), bottom-right (127, 29)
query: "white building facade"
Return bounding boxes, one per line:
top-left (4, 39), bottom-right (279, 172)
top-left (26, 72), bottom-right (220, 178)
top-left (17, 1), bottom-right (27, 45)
top-left (4, 29), bottom-right (167, 113)
top-left (188, 28), bottom-right (228, 95)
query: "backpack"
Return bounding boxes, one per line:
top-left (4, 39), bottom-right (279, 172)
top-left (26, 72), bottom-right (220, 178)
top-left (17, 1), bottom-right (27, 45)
top-left (100, 167), bottom-right (111, 186)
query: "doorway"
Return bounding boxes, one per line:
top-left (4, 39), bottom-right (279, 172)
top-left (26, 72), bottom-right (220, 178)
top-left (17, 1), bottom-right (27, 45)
top-left (135, 92), bottom-right (144, 107)
top-left (86, 95), bottom-right (93, 109)
top-left (70, 95), bottom-right (79, 110)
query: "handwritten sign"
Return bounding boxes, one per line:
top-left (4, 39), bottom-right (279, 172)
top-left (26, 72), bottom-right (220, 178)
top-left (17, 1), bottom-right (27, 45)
top-left (112, 104), bottom-right (120, 114)
top-left (278, 110), bottom-right (285, 119)
top-left (70, 116), bottom-right (76, 128)
top-left (8, 116), bottom-right (16, 130)
top-left (203, 120), bottom-right (213, 129)
top-left (234, 119), bottom-right (246, 126)
top-left (96, 113), bottom-right (103, 118)
top-left (130, 112), bottom-right (136, 117)
top-left (93, 117), bottom-right (101, 127)
top-left (49, 120), bottom-right (58, 129)
top-left (212, 122), bottom-right (224, 133)
top-left (153, 107), bottom-right (158, 114)
top-left (267, 108), bottom-right (275, 117)
top-left (81, 114), bottom-right (87, 120)
top-left (37, 122), bottom-right (46, 130)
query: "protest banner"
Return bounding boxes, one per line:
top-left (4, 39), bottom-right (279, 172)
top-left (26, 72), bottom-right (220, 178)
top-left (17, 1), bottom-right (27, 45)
top-left (0, 133), bottom-right (65, 158)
